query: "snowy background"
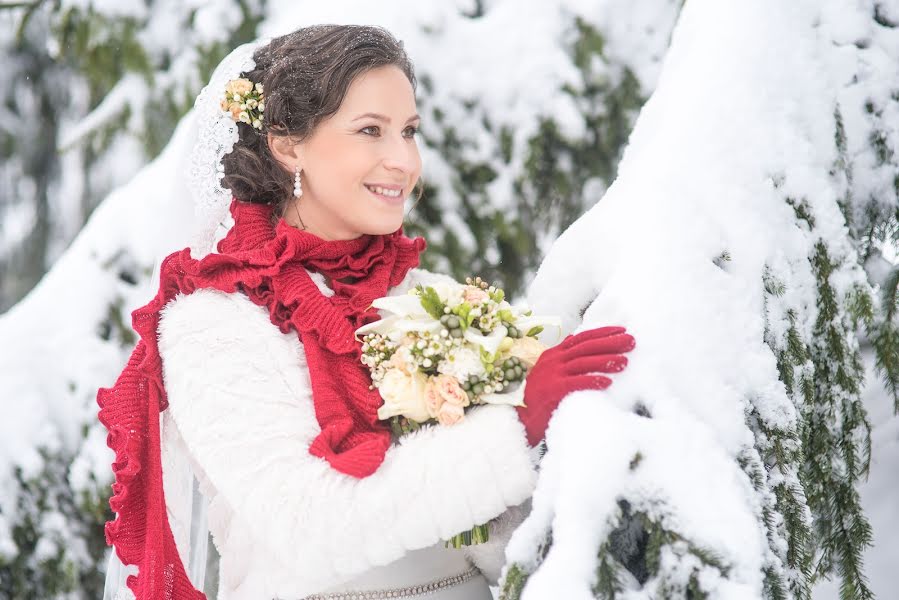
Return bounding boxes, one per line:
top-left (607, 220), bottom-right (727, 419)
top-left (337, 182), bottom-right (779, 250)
top-left (0, 1), bottom-right (896, 598)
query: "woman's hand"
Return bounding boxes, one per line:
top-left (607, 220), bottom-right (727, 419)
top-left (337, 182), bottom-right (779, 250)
top-left (516, 326), bottom-right (636, 447)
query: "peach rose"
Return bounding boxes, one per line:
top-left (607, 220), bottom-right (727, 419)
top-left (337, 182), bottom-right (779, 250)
top-left (508, 336), bottom-right (546, 367)
top-left (424, 378), bottom-right (444, 419)
top-left (433, 374), bottom-right (470, 407)
top-left (376, 369), bottom-right (430, 423)
top-left (226, 78), bottom-right (254, 96)
top-left (436, 402), bottom-right (465, 426)
top-left (228, 102), bottom-right (242, 119)
top-left (463, 286), bottom-right (489, 304)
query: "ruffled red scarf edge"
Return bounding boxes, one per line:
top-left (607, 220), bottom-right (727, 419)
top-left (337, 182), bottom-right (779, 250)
top-left (97, 199), bottom-right (425, 599)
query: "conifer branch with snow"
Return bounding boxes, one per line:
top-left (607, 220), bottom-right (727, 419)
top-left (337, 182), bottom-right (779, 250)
top-left (499, 1), bottom-right (898, 598)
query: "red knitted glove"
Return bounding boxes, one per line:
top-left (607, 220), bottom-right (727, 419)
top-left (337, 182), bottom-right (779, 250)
top-left (516, 326), bottom-right (636, 447)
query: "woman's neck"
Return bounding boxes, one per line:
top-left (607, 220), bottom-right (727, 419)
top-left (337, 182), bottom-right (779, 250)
top-left (282, 196), bottom-right (363, 241)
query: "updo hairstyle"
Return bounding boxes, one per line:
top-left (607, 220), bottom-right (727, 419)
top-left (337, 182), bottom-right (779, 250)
top-left (221, 25), bottom-right (418, 217)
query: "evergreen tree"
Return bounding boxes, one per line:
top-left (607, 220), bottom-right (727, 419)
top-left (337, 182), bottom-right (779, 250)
top-left (0, 0), bottom-right (262, 312)
top-left (499, 1), bottom-right (898, 598)
top-left (0, 2), bottom-right (895, 598)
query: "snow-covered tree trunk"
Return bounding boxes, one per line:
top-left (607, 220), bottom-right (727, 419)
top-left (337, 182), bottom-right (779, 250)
top-left (500, 1), bottom-right (898, 598)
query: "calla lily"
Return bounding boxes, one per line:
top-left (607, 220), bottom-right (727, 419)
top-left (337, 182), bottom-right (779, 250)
top-left (355, 314), bottom-right (444, 339)
top-left (371, 294), bottom-right (430, 318)
top-left (479, 384), bottom-right (525, 407)
top-left (514, 315), bottom-right (563, 342)
top-left (395, 319), bottom-right (444, 334)
top-left (355, 292), bottom-right (437, 339)
top-left (464, 324), bottom-right (508, 355)
top-left (354, 314), bottom-right (402, 339)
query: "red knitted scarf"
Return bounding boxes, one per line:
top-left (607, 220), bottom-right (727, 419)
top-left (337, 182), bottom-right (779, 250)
top-left (97, 198), bottom-right (426, 599)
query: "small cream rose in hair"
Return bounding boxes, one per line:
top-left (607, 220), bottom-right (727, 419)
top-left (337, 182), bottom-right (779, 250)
top-left (221, 78), bottom-right (265, 130)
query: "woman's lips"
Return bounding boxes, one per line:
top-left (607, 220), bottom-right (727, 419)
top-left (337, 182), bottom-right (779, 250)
top-left (365, 184), bottom-right (405, 206)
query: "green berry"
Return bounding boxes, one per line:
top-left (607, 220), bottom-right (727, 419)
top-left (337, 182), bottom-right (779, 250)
top-left (505, 368), bottom-right (516, 380)
top-left (450, 328), bottom-right (464, 338)
top-left (514, 365), bottom-right (523, 377)
top-left (446, 316), bottom-right (460, 329)
top-left (473, 383), bottom-right (484, 395)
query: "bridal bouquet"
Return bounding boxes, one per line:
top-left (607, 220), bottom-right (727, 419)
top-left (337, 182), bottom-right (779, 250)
top-left (355, 276), bottom-right (559, 547)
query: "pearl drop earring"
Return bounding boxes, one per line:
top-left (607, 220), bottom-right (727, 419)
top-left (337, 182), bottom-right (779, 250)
top-left (294, 165), bottom-right (303, 198)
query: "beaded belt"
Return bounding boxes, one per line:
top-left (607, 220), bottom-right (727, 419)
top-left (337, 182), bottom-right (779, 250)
top-left (301, 565), bottom-right (480, 600)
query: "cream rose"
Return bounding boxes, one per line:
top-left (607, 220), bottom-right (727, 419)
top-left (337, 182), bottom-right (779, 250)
top-left (433, 374), bottom-right (470, 407)
top-left (436, 402), bottom-right (465, 426)
top-left (376, 368), bottom-right (430, 423)
top-left (226, 78), bottom-right (254, 96)
top-left (508, 336), bottom-right (547, 367)
top-left (424, 378), bottom-right (444, 419)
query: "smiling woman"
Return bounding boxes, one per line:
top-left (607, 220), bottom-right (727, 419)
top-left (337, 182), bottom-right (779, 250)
top-left (221, 26), bottom-right (425, 241)
top-left (96, 23), bottom-right (634, 600)
top-left (269, 65), bottom-right (423, 240)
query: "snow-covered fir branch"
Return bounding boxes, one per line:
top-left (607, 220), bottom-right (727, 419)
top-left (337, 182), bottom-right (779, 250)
top-left (504, 0), bottom-right (898, 598)
top-left (0, 1), bottom-right (896, 598)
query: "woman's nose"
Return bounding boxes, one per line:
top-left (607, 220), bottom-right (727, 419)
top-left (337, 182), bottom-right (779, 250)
top-left (381, 133), bottom-right (419, 174)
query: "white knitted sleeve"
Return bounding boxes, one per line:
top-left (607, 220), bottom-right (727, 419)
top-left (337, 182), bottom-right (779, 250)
top-left (157, 288), bottom-right (537, 594)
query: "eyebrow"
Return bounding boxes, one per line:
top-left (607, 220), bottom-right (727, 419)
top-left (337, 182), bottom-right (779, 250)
top-left (352, 112), bottom-right (421, 123)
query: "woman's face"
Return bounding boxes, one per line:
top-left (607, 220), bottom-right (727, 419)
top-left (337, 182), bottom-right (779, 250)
top-left (277, 65), bottom-right (422, 240)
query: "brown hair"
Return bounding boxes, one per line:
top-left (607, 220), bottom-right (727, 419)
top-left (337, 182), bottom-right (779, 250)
top-left (221, 25), bottom-right (422, 217)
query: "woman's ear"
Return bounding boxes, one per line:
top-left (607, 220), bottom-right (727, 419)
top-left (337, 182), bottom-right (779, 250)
top-left (268, 133), bottom-right (301, 170)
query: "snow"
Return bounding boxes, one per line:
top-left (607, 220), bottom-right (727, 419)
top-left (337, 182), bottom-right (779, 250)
top-left (0, 115), bottom-right (200, 556)
top-left (0, 0), bottom-right (896, 596)
top-left (58, 74), bottom-right (148, 152)
top-left (814, 348), bottom-right (899, 600)
top-left (263, 0), bottom-right (678, 234)
top-left (507, 0), bottom-right (898, 597)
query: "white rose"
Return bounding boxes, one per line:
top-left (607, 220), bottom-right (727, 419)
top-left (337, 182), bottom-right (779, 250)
top-left (508, 336), bottom-right (546, 367)
top-left (376, 368), bottom-right (431, 423)
top-left (431, 281), bottom-right (465, 308)
top-left (437, 346), bottom-right (485, 382)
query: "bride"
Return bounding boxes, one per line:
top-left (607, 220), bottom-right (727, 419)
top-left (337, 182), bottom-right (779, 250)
top-left (98, 24), bottom-right (635, 600)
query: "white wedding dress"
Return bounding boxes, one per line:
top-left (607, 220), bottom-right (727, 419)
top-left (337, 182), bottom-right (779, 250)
top-left (103, 267), bottom-right (537, 600)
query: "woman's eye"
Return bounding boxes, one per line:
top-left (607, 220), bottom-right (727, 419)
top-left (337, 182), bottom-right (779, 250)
top-left (360, 125), bottom-right (419, 138)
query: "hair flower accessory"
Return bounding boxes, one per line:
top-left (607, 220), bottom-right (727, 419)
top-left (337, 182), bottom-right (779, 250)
top-left (220, 78), bottom-right (265, 130)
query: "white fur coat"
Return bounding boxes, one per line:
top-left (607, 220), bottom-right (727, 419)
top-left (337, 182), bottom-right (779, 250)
top-left (155, 268), bottom-right (538, 599)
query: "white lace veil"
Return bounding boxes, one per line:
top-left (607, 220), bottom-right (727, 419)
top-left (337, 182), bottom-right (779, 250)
top-left (187, 37), bottom-right (272, 258)
top-left (102, 37), bottom-right (271, 600)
